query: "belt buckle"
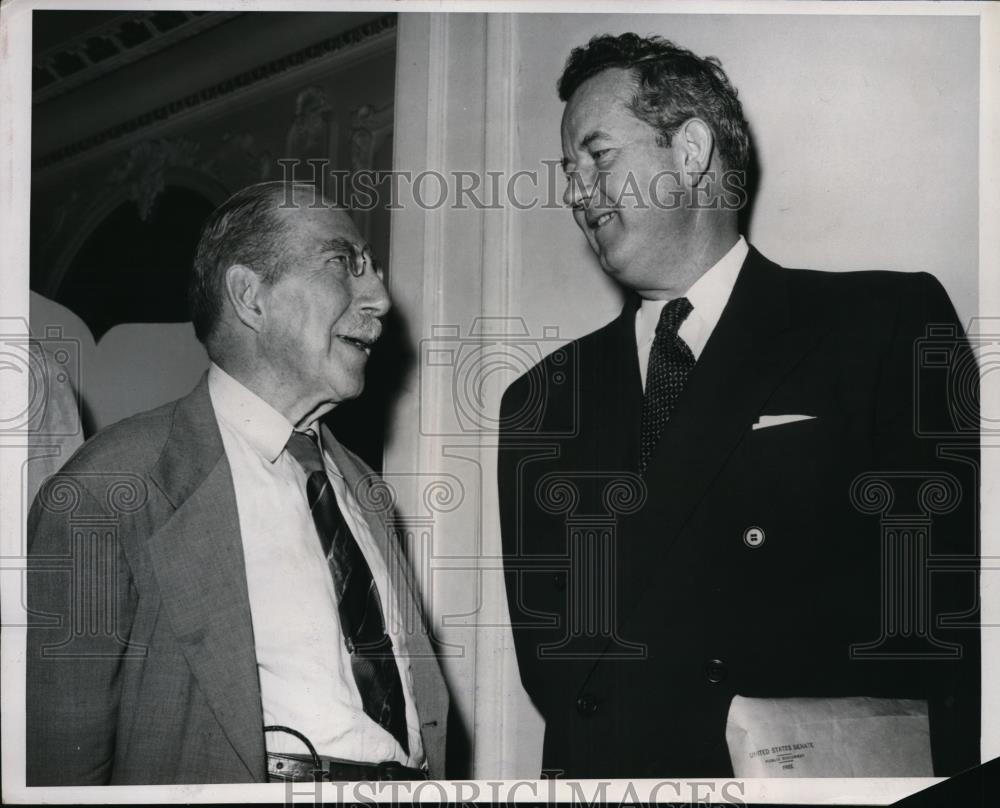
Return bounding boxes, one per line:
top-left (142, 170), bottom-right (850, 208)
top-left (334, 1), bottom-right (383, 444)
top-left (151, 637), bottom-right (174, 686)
top-left (316, 760), bottom-right (333, 782)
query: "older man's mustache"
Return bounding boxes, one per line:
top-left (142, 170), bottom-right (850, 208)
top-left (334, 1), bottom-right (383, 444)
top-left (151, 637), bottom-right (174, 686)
top-left (337, 319), bottom-right (383, 350)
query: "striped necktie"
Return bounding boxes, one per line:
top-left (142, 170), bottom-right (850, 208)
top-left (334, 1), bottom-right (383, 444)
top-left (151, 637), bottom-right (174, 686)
top-left (285, 430), bottom-right (409, 754)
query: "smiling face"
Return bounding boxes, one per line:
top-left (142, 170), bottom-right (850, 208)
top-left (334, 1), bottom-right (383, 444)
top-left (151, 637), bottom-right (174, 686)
top-left (561, 67), bottom-right (697, 296)
top-left (257, 205), bottom-right (390, 412)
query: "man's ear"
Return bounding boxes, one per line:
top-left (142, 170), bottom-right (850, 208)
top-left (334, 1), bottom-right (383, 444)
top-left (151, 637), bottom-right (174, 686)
top-left (677, 118), bottom-right (716, 187)
top-left (223, 264), bottom-right (267, 333)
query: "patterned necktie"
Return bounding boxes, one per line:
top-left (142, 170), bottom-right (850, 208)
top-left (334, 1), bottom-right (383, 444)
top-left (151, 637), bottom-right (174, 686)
top-left (285, 430), bottom-right (409, 755)
top-left (639, 297), bottom-right (695, 474)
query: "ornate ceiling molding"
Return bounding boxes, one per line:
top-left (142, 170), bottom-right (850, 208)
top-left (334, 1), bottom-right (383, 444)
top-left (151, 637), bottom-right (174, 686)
top-left (33, 11), bottom-right (240, 104)
top-left (33, 14), bottom-right (397, 172)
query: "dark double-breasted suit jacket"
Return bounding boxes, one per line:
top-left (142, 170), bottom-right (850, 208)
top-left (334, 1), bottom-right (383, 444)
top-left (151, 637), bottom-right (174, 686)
top-left (499, 247), bottom-right (979, 778)
top-left (26, 375), bottom-right (449, 785)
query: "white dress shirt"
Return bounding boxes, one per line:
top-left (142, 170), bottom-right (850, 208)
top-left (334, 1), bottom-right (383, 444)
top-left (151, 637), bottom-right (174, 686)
top-left (635, 236), bottom-right (749, 389)
top-left (208, 363), bottom-right (424, 766)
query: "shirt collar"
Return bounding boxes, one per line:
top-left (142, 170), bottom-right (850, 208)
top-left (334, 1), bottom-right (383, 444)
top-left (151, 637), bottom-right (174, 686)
top-left (636, 235), bottom-right (749, 345)
top-left (208, 362), bottom-right (295, 464)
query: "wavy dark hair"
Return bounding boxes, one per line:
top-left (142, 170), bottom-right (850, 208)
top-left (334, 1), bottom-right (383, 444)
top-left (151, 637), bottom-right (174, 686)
top-left (558, 33), bottom-right (750, 173)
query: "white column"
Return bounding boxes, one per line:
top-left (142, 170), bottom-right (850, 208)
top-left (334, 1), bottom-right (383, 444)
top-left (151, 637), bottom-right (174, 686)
top-left (387, 11), bottom-right (544, 779)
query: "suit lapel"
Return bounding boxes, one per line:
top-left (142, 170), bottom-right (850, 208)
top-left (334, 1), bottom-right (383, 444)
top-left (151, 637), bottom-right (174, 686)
top-left (586, 299), bottom-right (644, 473)
top-left (640, 248), bottom-right (807, 508)
top-left (607, 249), bottom-right (833, 657)
top-left (146, 376), bottom-right (265, 781)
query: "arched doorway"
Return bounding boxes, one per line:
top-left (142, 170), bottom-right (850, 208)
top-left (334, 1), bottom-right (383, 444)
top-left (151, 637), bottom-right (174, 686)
top-left (54, 186), bottom-right (215, 339)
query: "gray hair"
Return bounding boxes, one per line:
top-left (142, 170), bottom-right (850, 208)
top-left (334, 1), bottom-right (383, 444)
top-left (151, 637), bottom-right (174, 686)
top-left (188, 181), bottom-right (312, 344)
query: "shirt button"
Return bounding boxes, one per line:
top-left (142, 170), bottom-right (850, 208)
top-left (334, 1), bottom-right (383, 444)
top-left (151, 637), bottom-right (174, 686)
top-left (706, 659), bottom-right (728, 684)
top-left (576, 693), bottom-right (599, 716)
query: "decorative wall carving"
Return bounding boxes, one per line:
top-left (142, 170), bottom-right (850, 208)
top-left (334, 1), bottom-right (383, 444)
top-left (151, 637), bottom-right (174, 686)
top-left (201, 132), bottom-right (274, 191)
top-left (106, 138), bottom-right (201, 221)
top-left (285, 87), bottom-right (334, 162)
top-left (350, 101), bottom-right (394, 174)
top-left (348, 100), bottom-right (394, 238)
top-left (33, 14), bottom-right (397, 171)
top-left (35, 131), bottom-right (269, 288)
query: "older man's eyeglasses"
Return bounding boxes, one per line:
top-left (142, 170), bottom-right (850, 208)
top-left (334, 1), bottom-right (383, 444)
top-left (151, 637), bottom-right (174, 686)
top-left (329, 240), bottom-right (384, 279)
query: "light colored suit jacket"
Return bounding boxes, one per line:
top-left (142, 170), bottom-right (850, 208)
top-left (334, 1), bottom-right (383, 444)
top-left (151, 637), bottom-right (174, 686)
top-left (26, 375), bottom-right (448, 785)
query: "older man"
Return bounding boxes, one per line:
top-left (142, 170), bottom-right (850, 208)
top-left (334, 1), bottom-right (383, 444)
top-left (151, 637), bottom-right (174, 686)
top-left (499, 34), bottom-right (979, 778)
top-left (27, 182), bottom-right (448, 785)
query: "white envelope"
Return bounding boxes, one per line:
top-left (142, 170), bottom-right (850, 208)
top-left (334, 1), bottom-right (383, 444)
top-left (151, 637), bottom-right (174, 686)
top-left (751, 413), bottom-right (817, 431)
top-left (725, 695), bottom-right (933, 777)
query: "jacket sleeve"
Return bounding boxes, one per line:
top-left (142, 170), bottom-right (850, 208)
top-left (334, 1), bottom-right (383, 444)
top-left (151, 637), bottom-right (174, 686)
top-left (497, 374), bottom-right (545, 704)
top-left (870, 271), bottom-right (980, 774)
top-left (26, 472), bottom-right (138, 786)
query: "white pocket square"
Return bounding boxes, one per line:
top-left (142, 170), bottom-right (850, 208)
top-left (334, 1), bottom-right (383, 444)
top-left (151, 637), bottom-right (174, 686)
top-left (751, 413), bottom-right (817, 431)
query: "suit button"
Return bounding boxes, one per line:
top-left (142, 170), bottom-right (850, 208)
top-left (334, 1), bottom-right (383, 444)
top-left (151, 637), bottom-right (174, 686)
top-left (576, 693), bottom-right (599, 716)
top-left (552, 573), bottom-right (566, 591)
top-left (743, 526), bottom-right (765, 547)
top-left (706, 659), bottom-right (727, 684)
